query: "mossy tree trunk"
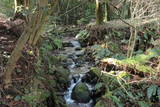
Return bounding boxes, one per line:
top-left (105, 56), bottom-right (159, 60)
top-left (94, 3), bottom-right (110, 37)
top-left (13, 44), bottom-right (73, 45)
top-left (96, 0), bottom-right (104, 25)
top-left (3, 0), bottom-right (59, 88)
top-left (104, 1), bottom-right (108, 22)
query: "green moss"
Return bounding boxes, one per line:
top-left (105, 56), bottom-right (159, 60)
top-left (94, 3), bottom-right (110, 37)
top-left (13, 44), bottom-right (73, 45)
top-left (77, 83), bottom-right (88, 92)
top-left (72, 83), bottom-right (91, 103)
top-left (95, 100), bottom-right (107, 107)
top-left (108, 41), bottom-right (121, 53)
top-left (90, 67), bottom-right (101, 77)
top-left (56, 66), bottom-right (70, 83)
top-left (48, 79), bottom-right (56, 87)
top-left (116, 48), bottom-right (160, 73)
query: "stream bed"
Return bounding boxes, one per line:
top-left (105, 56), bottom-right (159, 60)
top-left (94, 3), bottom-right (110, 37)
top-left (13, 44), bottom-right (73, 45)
top-left (59, 36), bottom-right (95, 107)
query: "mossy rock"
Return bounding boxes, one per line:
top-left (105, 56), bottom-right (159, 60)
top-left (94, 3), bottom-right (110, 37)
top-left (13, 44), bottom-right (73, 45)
top-left (71, 83), bottom-right (91, 103)
top-left (90, 67), bottom-right (101, 78)
top-left (95, 99), bottom-right (115, 107)
top-left (90, 67), bottom-right (111, 84)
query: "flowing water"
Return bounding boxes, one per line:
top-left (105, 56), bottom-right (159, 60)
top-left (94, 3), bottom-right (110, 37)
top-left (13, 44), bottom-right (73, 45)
top-left (61, 37), bottom-right (94, 107)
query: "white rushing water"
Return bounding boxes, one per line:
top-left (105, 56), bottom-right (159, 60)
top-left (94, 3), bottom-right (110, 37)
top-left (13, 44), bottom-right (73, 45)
top-left (64, 74), bottom-right (83, 104)
top-left (64, 40), bottom-right (93, 107)
top-left (70, 40), bottom-right (81, 48)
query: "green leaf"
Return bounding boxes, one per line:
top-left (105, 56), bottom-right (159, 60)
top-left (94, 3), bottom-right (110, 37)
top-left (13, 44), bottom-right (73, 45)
top-left (147, 84), bottom-right (158, 99)
top-left (111, 96), bottom-right (123, 107)
top-left (144, 33), bottom-right (148, 40)
top-left (95, 83), bottom-right (103, 90)
top-left (138, 101), bottom-right (150, 107)
top-left (54, 39), bottom-right (62, 49)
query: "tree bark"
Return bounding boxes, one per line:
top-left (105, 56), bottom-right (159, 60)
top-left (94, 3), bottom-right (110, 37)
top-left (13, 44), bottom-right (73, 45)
top-left (3, 0), bottom-right (59, 88)
top-left (96, 0), bottom-right (104, 25)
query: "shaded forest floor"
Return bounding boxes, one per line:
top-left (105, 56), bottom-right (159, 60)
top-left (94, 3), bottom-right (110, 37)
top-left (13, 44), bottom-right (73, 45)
top-left (0, 16), bottom-right (33, 107)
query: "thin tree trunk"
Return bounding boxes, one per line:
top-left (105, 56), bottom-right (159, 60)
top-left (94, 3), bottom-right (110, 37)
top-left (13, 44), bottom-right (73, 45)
top-left (96, 0), bottom-right (104, 25)
top-left (3, 14), bottom-right (38, 88)
top-left (3, 0), bottom-right (59, 88)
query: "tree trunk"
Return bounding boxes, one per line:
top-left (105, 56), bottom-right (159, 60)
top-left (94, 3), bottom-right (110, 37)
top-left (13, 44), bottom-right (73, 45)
top-left (96, 0), bottom-right (104, 25)
top-left (3, 0), bottom-right (59, 88)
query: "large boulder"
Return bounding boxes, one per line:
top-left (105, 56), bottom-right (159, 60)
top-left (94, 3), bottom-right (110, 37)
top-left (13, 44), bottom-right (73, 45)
top-left (71, 83), bottom-right (91, 103)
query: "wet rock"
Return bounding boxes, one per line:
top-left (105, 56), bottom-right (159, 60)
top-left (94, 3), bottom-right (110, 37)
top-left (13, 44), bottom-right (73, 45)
top-left (67, 54), bottom-right (74, 58)
top-left (66, 59), bottom-right (74, 66)
top-left (82, 70), bottom-right (98, 84)
top-left (68, 103), bottom-right (80, 107)
top-left (71, 83), bottom-right (91, 103)
top-left (69, 102), bottom-right (92, 107)
top-left (75, 50), bottom-right (85, 57)
top-left (72, 74), bottom-right (80, 83)
top-left (75, 47), bottom-right (82, 51)
top-left (62, 42), bottom-right (74, 47)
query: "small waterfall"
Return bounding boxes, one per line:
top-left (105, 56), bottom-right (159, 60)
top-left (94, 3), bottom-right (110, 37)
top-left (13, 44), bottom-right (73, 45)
top-left (63, 40), bottom-right (94, 107)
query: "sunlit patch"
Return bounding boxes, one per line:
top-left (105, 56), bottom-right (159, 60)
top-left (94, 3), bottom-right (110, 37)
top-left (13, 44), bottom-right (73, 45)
top-left (101, 58), bottom-right (117, 65)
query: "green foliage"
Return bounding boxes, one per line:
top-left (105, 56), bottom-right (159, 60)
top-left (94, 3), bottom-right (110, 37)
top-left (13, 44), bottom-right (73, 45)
top-left (22, 89), bottom-right (50, 107)
top-left (138, 101), bottom-right (150, 107)
top-left (53, 0), bottom-right (95, 25)
top-left (95, 83), bottom-right (103, 90)
top-left (119, 48), bottom-right (160, 72)
top-left (53, 38), bottom-right (62, 49)
top-left (76, 30), bottom-right (89, 40)
top-left (40, 41), bottom-right (53, 54)
top-left (93, 48), bottom-right (160, 106)
top-left (91, 44), bottom-right (113, 61)
top-left (157, 87), bottom-right (160, 101)
top-left (95, 90), bottom-right (123, 107)
top-left (0, 0), bottom-right (14, 17)
top-left (147, 84), bottom-right (158, 99)
top-left (77, 3), bottom-right (95, 25)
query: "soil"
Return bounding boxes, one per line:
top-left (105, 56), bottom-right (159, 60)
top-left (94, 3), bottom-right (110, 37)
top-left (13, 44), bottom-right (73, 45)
top-left (0, 17), bottom-right (33, 107)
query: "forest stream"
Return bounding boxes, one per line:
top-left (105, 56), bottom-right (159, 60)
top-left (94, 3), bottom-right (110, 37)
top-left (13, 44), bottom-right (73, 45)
top-left (57, 36), bottom-right (95, 107)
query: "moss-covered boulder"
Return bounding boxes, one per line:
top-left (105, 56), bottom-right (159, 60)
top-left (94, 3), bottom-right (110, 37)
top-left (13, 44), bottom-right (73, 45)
top-left (71, 83), bottom-right (91, 103)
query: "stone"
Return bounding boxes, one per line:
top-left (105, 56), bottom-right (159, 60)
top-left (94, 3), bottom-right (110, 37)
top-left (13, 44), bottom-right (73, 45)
top-left (71, 83), bottom-right (91, 103)
top-left (70, 40), bottom-right (81, 47)
top-left (72, 74), bottom-right (80, 83)
top-left (62, 42), bottom-right (74, 47)
top-left (82, 70), bottom-right (98, 84)
top-left (75, 50), bottom-right (85, 57)
top-left (75, 47), bottom-right (82, 51)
